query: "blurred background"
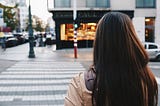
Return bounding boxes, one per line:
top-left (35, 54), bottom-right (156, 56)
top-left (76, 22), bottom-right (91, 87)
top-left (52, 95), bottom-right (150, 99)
top-left (0, 0), bottom-right (160, 106)
top-left (0, 0), bottom-right (159, 49)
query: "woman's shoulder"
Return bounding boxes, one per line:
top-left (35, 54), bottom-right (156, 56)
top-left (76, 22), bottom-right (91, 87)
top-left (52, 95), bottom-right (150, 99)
top-left (71, 71), bottom-right (95, 92)
top-left (69, 72), bottom-right (84, 90)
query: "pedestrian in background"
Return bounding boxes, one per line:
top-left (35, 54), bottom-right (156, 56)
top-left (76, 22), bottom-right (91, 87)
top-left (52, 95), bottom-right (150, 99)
top-left (0, 30), bottom-right (6, 51)
top-left (64, 12), bottom-right (158, 106)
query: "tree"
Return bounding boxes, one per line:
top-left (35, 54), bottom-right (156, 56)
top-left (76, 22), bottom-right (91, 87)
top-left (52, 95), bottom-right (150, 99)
top-left (25, 15), bottom-right (45, 32)
top-left (34, 20), bottom-right (44, 31)
top-left (0, 3), bottom-right (19, 31)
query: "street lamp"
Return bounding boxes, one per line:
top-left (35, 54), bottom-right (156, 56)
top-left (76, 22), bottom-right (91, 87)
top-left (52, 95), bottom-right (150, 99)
top-left (28, 0), bottom-right (35, 58)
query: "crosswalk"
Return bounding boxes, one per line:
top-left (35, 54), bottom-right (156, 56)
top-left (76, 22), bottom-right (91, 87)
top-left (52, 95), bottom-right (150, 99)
top-left (0, 61), bottom-right (86, 106)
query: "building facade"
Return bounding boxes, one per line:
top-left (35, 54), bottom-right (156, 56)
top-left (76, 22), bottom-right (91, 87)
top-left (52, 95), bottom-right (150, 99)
top-left (16, 0), bottom-right (28, 32)
top-left (48, 0), bottom-right (159, 49)
top-left (0, 7), bottom-right (4, 27)
top-left (0, 0), bottom-right (28, 32)
top-left (19, 6), bottom-right (28, 32)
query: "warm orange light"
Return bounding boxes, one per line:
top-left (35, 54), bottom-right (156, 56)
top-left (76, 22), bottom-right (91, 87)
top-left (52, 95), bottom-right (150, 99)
top-left (145, 19), bottom-right (150, 22)
top-left (91, 26), bottom-right (95, 30)
top-left (87, 23), bottom-right (96, 26)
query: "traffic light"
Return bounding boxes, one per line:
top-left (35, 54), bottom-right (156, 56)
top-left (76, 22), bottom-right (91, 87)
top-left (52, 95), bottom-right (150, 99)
top-left (74, 20), bottom-right (80, 30)
top-left (74, 23), bottom-right (78, 30)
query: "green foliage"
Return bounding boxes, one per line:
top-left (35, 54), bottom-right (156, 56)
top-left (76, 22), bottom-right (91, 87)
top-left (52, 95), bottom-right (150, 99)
top-left (0, 3), bottom-right (19, 31)
top-left (34, 20), bottom-right (44, 32)
top-left (25, 15), bottom-right (45, 32)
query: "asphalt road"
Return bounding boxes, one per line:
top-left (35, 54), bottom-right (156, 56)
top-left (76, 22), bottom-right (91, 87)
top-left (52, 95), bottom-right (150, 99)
top-left (0, 59), bottom-right (17, 73)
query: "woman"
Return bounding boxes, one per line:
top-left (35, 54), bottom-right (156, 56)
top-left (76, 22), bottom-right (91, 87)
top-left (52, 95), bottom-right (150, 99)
top-left (65, 12), bottom-right (158, 106)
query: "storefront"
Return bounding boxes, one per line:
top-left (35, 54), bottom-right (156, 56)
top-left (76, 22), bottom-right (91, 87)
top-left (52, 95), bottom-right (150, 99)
top-left (50, 10), bottom-right (134, 49)
top-left (145, 17), bottom-right (155, 42)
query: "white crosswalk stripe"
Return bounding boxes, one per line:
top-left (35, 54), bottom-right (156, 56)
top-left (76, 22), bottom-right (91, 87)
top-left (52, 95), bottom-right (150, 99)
top-left (156, 77), bottom-right (160, 85)
top-left (0, 61), bottom-right (85, 106)
top-left (149, 65), bottom-right (160, 69)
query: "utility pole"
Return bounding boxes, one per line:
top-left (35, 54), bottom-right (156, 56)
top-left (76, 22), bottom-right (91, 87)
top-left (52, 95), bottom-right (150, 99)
top-left (28, 0), bottom-right (35, 58)
top-left (73, 0), bottom-right (77, 58)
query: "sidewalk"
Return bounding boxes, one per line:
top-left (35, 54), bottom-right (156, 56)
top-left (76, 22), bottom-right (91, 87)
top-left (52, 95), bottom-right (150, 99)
top-left (0, 43), bottom-right (93, 80)
top-left (0, 43), bottom-right (93, 70)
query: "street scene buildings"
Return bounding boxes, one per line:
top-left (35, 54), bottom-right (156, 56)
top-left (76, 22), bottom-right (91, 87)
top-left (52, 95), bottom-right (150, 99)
top-left (48, 0), bottom-right (160, 49)
top-left (0, 0), bottom-right (28, 32)
top-left (0, 0), bottom-right (160, 106)
top-left (0, 0), bottom-right (53, 33)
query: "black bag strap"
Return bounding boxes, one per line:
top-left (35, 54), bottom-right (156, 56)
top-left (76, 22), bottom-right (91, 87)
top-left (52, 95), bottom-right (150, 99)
top-left (84, 66), bottom-right (96, 91)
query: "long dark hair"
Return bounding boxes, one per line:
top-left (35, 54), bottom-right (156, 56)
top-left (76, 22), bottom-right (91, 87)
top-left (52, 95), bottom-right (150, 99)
top-left (92, 12), bottom-right (158, 106)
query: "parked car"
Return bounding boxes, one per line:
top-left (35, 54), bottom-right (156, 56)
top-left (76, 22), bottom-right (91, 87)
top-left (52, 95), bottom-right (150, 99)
top-left (4, 33), bottom-right (18, 47)
top-left (13, 33), bottom-right (27, 45)
top-left (144, 42), bottom-right (160, 61)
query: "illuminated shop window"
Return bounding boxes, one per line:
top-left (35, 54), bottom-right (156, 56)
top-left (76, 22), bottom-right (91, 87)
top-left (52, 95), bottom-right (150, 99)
top-left (60, 23), bottom-right (97, 41)
top-left (145, 17), bottom-right (155, 42)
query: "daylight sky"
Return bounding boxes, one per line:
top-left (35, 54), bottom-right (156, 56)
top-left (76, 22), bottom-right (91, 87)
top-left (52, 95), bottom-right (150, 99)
top-left (26, 0), bottom-right (52, 23)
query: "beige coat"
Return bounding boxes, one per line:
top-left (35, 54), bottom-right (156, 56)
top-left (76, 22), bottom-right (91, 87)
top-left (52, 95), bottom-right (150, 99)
top-left (64, 72), bottom-right (92, 106)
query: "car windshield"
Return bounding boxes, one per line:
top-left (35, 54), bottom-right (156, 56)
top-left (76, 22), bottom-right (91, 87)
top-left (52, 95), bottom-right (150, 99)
top-left (149, 45), bottom-right (158, 49)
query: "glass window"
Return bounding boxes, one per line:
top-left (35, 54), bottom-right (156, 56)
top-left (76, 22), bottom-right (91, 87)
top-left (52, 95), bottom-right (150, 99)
top-left (86, 0), bottom-right (96, 7)
top-left (149, 44), bottom-right (157, 49)
top-left (97, 0), bottom-right (109, 7)
top-left (60, 23), bottom-right (97, 41)
top-left (55, 0), bottom-right (71, 8)
top-left (144, 44), bottom-right (147, 49)
top-left (136, 0), bottom-right (156, 8)
top-left (136, 0), bottom-right (143, 7)
top-left (145, 0), bottom-right (155, 7)
top-left (86, 0), bottom-right (110, 8)
top-left (145, 18), bottom-right (155, 42)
